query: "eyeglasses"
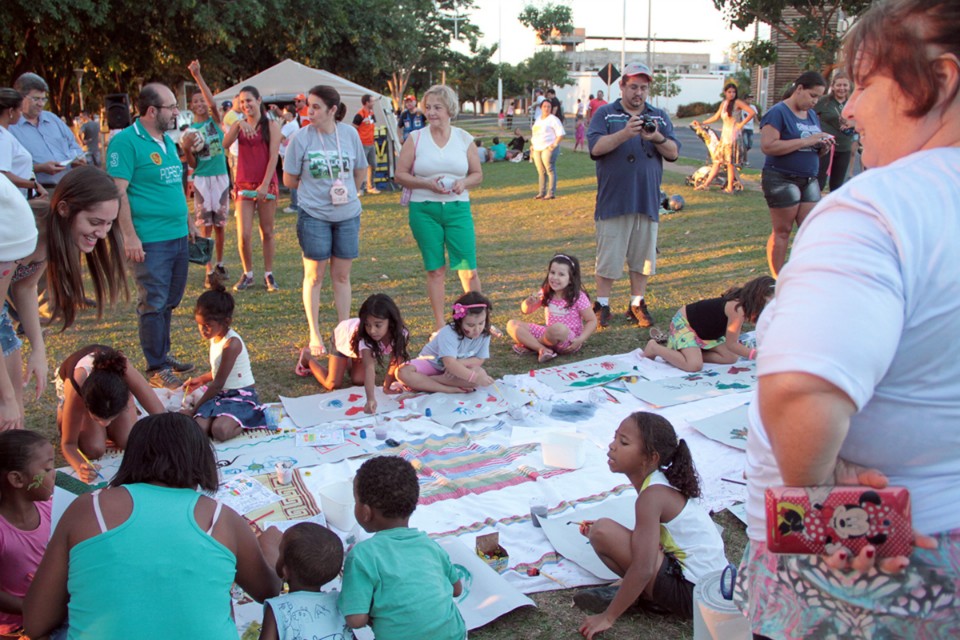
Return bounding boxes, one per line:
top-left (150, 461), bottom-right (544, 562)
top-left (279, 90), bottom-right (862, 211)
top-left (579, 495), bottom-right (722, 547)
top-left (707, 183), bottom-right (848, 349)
top-left (27, 95), bottom-right (48, 104)
top-left (155, 103), bottom-right (179, 111)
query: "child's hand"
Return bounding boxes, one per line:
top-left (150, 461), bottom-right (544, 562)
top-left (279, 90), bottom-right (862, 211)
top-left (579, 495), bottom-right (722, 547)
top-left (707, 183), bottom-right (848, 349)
top-left (580, 612), bottom-right (615, 639)
top-left (78, 461), bottom-right (100, 484)
top-left (578, 520), bottom-right (595, 537)
top-left (475, 371), bottom-right (495, 387)
top-left (364, 399), bottom-right (377, 414)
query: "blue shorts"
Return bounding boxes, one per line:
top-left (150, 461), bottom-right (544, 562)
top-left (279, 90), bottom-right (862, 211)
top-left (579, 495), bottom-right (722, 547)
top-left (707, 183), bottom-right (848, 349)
top-left (0, 302), bottom-right (23, 357)
top-left (761, 169), bottom-right (821, 208)
top-left (296, 211), bottom-right (361, 262)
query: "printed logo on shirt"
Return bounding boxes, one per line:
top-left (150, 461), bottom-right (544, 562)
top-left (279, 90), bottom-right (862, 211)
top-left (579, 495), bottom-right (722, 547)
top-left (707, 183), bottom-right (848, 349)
top-left (307, 150), bottom-right (350, 180)
top-left (108, 152), bottom-right (119, 168)
top-left (150, 152), bottom-right (162, 165)
top-left (159, 164), bottom-right (183, 184)
top-left (797, 123), bottom-right (823, 153)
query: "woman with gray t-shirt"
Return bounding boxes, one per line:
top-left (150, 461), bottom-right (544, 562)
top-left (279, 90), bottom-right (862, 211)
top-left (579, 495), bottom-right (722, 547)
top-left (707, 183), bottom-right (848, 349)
top-left (283, 86), bottom-right (367, 358)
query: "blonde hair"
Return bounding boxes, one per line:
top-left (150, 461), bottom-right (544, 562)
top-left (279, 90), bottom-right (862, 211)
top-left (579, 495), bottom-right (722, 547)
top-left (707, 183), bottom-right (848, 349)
top-left (423, 84), bottom-right (459, 119)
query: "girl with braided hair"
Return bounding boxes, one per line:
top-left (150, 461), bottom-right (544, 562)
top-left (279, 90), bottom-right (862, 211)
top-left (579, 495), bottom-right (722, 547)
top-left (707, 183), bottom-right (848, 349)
top-left (574, 412), bottom-right (727, 639)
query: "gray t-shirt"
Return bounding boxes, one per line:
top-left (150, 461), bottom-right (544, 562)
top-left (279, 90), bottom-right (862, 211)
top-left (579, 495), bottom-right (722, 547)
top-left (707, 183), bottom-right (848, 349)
top-left (285, 122), bottom-right (368, 222)
top-left (417, 325), bottom-right (490, 371)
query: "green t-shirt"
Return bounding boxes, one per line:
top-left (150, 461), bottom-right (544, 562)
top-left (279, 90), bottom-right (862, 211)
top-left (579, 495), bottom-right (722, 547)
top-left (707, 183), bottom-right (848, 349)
top-left (189, 118), bottom-right (228, 178)
top-left (106, 121), bottom-right (188, 243)
top-left (339, 528), bottom-right (465, 640)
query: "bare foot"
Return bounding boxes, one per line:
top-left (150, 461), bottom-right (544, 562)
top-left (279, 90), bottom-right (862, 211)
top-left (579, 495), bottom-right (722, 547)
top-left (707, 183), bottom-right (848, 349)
top-left (694, 185), bottom-right (710, 191)
top-left (643, 340), bottom-right (660, 360)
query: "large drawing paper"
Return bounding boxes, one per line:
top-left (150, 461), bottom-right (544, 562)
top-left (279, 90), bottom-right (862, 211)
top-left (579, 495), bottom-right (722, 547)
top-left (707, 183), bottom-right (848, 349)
top-left (690, 403), bottom-right (750, 450)
top-left (534, 355), bottom-right (636, 391)
top-left (539, 495), bottom-right (637, 580)
top-left (417, 385), bottom-right (532, 427)
top-left (624, 364), bottom-right (756, 407)
top-left (280, 387), bottom-right (403, 427)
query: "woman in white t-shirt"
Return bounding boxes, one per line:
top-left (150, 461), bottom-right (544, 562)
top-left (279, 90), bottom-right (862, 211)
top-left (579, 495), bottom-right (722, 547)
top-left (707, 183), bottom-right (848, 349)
top-left (395, 85), bottom-right (484, 332)
top-left (0, 88), bottom-right (43, 199)
top-left (530, 100), bottom-right (565, 200)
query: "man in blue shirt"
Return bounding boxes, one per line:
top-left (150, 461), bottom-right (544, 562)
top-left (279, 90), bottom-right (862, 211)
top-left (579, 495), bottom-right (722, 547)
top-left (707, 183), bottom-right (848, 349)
top-left (10, 73), bottom-right (85, 188)
top-left (397, 95), bottom-right (425, 141)
top-left (587, 63), bottom-right (679, 330)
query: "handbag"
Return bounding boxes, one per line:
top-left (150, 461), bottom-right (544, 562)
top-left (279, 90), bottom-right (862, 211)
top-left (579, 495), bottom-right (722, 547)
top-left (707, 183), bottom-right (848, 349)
top-left (188, 235), bottom-right (214, 265)
top-left (400, 130), bottom-right (422, 206)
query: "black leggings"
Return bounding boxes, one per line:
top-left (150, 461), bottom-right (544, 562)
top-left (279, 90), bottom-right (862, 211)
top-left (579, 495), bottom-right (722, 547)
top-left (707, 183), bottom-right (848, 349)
top-left (817, 149), bottom-right (852, 193)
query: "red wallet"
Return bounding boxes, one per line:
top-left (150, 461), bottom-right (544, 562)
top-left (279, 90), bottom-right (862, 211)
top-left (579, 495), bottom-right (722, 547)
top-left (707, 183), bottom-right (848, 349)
top-left (765, 486), bottom-right (912, 557)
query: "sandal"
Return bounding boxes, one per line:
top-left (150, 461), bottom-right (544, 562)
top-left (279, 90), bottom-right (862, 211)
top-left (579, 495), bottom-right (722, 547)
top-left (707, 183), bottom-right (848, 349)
top-left (538, 348), bottom-right (558, 364)
top-left (295, 348), bottom-right (312, 377)
top-left (649, 327), bottom-right (668, 345)
top-left (489, 324), bottom-right (504, 338)
top-left (512, 344), bottom-right (533, 355)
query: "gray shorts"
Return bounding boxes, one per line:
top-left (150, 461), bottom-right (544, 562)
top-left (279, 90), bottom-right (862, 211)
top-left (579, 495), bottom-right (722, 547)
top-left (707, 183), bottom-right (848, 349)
top-left (363, 145), bottom-right (376, 169)
top-left (595, 214), bottom-right (658, 280)
top-left (761, 169), bottom-right (820, 209)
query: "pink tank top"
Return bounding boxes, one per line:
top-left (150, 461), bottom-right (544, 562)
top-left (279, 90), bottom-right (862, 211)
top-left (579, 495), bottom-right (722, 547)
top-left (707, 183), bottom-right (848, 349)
top-left (236, 123), bottom-right (278, 187)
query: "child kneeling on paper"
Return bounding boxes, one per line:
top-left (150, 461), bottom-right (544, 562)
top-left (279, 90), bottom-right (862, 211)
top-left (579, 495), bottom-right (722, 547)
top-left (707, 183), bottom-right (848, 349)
top-left (574, 412), bottom-right (728, 639)
top-left (339, 456), bottom-right (466, 639)
top-left (259, 522), bottom-right (350, 640)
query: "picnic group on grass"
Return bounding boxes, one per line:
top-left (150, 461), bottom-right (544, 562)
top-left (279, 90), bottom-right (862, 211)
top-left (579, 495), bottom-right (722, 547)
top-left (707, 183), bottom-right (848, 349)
top-left (2, 1), bottom-right (960, 637)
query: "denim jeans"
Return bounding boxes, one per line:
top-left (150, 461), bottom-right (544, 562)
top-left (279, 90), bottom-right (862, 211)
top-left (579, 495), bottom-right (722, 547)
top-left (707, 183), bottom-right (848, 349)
top-left (132, 236), bottom-right (189, 371)
top-left (533, 146), bottom-right (561, 196)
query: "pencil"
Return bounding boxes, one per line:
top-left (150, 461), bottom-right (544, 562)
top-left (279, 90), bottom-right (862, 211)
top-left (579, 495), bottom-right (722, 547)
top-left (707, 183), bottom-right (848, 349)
top-left (721, 477), bottom-right (747, 486)
top-left (602, 389), bottom-right (621, 404)
top-left (77, 450), bottom-right (105, 481)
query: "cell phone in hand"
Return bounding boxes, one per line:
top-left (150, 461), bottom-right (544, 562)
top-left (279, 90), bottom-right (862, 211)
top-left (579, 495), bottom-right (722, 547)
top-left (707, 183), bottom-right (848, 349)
top-left (766, 485), bottom-right (912, 558)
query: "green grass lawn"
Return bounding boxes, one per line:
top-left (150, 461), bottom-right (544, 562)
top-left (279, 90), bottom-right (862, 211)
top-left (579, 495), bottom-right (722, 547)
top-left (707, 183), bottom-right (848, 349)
top-left (25, 130), bottom-right (770, 638)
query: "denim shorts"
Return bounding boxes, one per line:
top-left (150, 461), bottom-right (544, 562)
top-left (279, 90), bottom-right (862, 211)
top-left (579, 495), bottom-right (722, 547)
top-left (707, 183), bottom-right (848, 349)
top-left (0, 302), bottom-right (23, 356)
top-left (296, 210), bottom-right (361, 261)
top-left (761, 169), bottom-right (821, 208)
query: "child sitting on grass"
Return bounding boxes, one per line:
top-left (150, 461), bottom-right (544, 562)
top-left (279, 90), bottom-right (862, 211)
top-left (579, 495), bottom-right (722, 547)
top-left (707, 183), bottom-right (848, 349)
top-left (575, 412), bottom-right (728, 639)
top-left (643, 276), bottom-right (774, 372)
top-left (260, 522), bottom-right (349, 640)
top-left (339, 456), bottom-right (465, 640)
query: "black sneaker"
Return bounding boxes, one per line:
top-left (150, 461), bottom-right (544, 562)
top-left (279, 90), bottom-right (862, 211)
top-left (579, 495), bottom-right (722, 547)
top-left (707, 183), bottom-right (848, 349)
top-left (630, 299), bottom-right (654, 328)
top-left (573, 586), bottom-right (619, 614)
top-left (593, 301), bottom-right (612, 328)
top-left (264, 274), bottom-right (279, 292)
top-left (234, 274), bottom-right (254, 291)
top-left (165, 355), bottom-right (195, 373)
top-left (148, 367), bottom-right (183, 390)
top-left (215, 264), bottom-right (228, 279)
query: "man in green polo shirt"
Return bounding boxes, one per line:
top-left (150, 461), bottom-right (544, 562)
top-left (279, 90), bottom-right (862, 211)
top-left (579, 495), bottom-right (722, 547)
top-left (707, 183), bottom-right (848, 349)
top-left (107, 82), bottom-right (196, 390)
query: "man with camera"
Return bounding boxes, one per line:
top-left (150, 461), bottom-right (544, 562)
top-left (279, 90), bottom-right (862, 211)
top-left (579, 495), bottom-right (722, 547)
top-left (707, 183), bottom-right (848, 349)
top-left (587, 62), bottom-right (679, 329)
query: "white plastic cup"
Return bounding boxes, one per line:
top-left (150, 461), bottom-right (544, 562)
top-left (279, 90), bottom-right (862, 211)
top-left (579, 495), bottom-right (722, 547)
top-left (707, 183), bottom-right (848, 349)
top-left (275, 461), bottom-right (293, 485)
top-left (318, 481), bottom-right (357, 531)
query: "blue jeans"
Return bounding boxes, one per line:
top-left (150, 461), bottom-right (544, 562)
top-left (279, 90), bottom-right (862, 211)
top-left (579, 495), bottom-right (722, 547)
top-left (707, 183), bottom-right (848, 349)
top-left (290, 187), bottom-right (298, 208)
top-left (533, 146), bottom-right (560, 196)
top-left (133, 236), bottom-right (189, 371)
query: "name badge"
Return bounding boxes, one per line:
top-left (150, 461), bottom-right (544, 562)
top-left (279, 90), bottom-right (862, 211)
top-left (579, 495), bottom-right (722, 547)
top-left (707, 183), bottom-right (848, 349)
top-left (330, 178), bottom-right (349, 205)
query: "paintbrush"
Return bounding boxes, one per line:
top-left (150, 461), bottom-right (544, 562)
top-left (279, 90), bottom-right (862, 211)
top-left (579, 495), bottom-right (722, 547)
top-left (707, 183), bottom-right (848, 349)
top-left (492, 381), bottom-right (524, 419)
top-left (538, 569), bottom-right (568, 588)
top-left (77, 450), bottom-right (105, 482)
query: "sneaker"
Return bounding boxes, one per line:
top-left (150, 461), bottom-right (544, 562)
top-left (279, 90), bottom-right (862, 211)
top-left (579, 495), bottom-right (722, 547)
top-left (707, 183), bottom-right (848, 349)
top-left (148, 367), bottom-right (183, 390)
top-left (264, 274), bottom-right (279, 292)
top-left (593, 301), bottom-right (612, 328)
top-left (573, 586), bottom-right (619, 614)
top-left (215, 264), bottom-right (228, 279)
top-left (283, 206), bottom-right (296, 213)
top-left (366, 188), bottom-right (381, 195)
top-left (629, 299), bottom-right (654, 328)
top-left (165, 355), bottom-right (195, 374)
top-left (233, 274), bottom-right (254, 291)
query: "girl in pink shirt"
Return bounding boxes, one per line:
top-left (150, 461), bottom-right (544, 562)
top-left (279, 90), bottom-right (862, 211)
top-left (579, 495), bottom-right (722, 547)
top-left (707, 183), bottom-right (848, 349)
top-left (507, 253), bottom-right (597, 363)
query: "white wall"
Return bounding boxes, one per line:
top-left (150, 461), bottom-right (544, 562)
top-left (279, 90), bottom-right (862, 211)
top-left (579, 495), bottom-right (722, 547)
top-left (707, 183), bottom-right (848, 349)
top-left (556, 72), bottom-right (725, 117)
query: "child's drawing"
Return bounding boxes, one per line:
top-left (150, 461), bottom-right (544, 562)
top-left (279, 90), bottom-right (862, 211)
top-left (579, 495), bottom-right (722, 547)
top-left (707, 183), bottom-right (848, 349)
top-left (418, 385), bottom-right (533, 427)
top-left (539, 496), bottom-right (637, 580)
top-left (280, 387), bottom-right (403, 428)
top-left (534, 355), bottom-right (635, 391)
top-left (624, 363), bottom-right (757, 407)
top-left (214, 431), bottom-right (378, 476)
top-left (690, 404), bottom-right (750, 450)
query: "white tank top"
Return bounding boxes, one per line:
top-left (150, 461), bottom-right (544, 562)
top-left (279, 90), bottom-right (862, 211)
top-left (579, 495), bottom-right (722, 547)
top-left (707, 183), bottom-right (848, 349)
top-left (210, 329), bottom-right (255, 389)
top-left (409, 126), bottom-right (472, 203)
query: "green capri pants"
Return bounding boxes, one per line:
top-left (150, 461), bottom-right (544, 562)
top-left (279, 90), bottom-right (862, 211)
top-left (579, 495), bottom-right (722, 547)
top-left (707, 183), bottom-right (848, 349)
top-left (408, 200), bottom-right (477, 272)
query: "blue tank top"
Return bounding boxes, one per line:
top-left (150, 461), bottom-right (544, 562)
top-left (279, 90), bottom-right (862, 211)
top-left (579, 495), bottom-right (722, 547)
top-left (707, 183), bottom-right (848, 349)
top-left (67, 484), bottom-right (238, 639)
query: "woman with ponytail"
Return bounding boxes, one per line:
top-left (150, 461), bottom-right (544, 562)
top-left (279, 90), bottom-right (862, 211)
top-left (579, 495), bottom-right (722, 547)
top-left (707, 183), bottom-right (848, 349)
top-left (57, 345), bottom-right (165, 482)
top-left (573, 412), bottom-right (728, 639)
top-left (222, 85), bottom-right (281, 292)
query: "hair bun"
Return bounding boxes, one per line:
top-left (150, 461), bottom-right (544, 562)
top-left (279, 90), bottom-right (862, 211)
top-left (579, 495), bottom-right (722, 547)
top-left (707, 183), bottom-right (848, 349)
top-left (93, 347), bottom-right (127, 375)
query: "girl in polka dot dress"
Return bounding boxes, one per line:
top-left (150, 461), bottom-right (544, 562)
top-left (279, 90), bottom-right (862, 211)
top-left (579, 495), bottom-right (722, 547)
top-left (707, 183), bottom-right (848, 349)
top-left (507, 253), bottom-right (597, 363)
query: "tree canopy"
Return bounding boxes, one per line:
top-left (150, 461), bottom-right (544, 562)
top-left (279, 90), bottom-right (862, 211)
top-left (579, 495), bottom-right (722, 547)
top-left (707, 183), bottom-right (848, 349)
top-left (518, 3), bottom-right (574, 45)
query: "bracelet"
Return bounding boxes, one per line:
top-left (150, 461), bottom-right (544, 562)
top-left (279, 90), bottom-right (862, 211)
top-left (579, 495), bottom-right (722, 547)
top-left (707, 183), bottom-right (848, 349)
top-left (654, 136), bottom-right (667, 144)
top-left (748, 348), bottom-right (757, 360)
top-left (467, 370), bottom-right (477, 383)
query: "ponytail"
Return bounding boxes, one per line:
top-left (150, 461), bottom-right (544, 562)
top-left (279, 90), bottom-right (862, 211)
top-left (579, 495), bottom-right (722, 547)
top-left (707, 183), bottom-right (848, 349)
top-left (630, 411), bottom-right (702, 499)
top-left (662, 439), bottom-right (701, 499)
top-left (82, 347), bottom-right (130, 420)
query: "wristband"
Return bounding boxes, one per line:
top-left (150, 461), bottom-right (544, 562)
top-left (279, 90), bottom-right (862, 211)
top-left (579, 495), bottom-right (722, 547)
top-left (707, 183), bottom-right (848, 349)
top-left (748, 348), bottom-right (757, 360)
top-left (467, 370), bottom-right (477, 383)
top-left (654, 136), bottom-right (667, 144)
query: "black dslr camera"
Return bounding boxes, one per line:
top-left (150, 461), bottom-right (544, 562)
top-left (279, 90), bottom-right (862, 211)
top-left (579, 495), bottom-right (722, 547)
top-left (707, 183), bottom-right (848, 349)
top-left (636, 114), bottom-right (665, 133)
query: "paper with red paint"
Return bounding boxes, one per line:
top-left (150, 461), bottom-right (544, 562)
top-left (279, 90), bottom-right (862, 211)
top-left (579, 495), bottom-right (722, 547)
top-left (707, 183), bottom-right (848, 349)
top-left (279, 387), bottom-right (403, 428)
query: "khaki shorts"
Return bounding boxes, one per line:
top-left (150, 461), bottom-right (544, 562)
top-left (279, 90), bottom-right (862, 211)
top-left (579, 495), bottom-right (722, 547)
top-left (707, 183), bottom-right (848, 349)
top-left (595, 214), bottom-right (658, 280)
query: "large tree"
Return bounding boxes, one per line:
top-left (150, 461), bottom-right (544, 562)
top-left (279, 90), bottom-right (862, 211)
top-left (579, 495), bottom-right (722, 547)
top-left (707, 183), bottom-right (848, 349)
top-left (448, 43), bottom-right (499, 115)
top-left (518, 3), bottom-right (574, 45)
top-left (713, 0), bottom-right (870, 73)
top-left (517, 50), bottom-right (572, 94)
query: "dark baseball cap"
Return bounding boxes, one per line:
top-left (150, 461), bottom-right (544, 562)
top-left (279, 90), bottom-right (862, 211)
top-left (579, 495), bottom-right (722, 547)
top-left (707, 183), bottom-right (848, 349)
top-left (622, 62), bottom-right (653, 80)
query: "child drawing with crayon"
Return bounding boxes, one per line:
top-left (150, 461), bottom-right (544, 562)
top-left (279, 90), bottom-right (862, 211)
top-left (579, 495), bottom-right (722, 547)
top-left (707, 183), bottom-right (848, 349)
top-left (574, 412), bottom-right (727, 638)
top-left (507, 253), bottom-right (597, 363)
top-left (339, 456), bottom-right (465, 639)
top-left (643, 276), bottom-right (774, 372)
top-left (296, 293), bottom-right (409, 414)
top-left (397, 291), bottom-right (494, 393)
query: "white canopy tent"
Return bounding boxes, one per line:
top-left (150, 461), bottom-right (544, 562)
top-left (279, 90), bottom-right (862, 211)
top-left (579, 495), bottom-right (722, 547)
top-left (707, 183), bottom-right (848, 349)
top-left (212, 59), bottom-right (402, 162)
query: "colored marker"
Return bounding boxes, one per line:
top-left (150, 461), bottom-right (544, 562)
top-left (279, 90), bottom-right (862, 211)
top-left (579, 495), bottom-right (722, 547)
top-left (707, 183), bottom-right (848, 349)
top-left (248, 509), bottom-right (275, 525)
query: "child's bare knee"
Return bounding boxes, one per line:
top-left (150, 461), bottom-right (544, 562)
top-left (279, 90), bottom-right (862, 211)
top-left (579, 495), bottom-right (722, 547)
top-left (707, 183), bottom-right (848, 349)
top-left (211, 419), bottom-right (241, 442)
top-left (545, 324), bottom-right (569, 343)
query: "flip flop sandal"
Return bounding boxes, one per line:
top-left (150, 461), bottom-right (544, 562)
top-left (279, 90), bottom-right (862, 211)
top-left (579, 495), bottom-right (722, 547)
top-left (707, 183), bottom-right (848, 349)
top-left (512, 344), bottom-right (533, 355)
top-left (538, 348), bottom-right (558, 364)
top-left (489, 324), bottom-right (504, 338)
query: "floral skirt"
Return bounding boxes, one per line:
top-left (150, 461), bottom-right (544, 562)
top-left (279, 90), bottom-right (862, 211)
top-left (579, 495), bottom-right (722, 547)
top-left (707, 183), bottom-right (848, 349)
top-left (734, 534), bottom-right (960, 639)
